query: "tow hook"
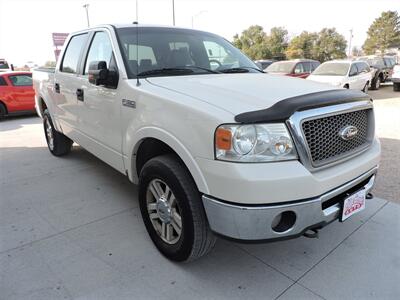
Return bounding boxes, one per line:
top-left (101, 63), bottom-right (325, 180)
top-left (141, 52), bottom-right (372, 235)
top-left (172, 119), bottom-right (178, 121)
top-left (303, 228), bottom-right (319, 239)
top-left (366, 193), bottom-right (374, 199)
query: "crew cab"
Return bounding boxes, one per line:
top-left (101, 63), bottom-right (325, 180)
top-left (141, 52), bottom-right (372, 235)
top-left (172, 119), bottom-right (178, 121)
top-left (33, 25), bottom-right (380, 262)
top-left (0, 71), bottom-right (35, 118)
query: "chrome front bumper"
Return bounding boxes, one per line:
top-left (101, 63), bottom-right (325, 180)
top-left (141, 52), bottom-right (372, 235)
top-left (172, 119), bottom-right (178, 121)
top-left (202, 167), bottom-right (377, 241)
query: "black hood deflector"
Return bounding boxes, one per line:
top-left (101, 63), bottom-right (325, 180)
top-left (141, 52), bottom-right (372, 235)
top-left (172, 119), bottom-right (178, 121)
top-left (234, 89), bottom-right (371, 123)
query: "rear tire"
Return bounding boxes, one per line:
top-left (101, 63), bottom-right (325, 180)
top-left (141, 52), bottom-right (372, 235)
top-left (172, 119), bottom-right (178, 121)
top-left (0, 103), bottom-right (6, 119)
top-left (43, 109), bottom-right (73, 156)
top-left (343, 84), bottom-right (349, 89)
top-left (394, 82), bottom-right (400, 92)
top-left (139, 154), bottom-right (216, 262)
top-left (371, 77), bottom-right (381, 90)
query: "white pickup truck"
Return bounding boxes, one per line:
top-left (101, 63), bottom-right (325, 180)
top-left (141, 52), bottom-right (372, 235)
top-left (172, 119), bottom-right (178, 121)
top-left (33, 24), bottom-right (380, 262)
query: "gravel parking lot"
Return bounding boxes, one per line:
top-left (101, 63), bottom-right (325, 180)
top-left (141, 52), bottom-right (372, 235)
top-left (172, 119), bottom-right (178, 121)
top-left (0, 85), bottom-right (399, 299)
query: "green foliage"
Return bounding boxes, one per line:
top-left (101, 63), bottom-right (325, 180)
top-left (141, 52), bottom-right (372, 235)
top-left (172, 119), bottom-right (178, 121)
top-left (286, 31), bottom-right (318, 59)
top-left (363, 11), bottom-right (400, 55)
top-left (233, 25), bottom-right (288, 60)
top-left (285, 28), bottom-right (346, 62)
top-left (313, 28), bottom-right (347, 62)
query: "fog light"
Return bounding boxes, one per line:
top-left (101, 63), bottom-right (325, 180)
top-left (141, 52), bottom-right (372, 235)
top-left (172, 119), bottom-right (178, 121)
top-left (271, 211), bottom-right (296, 233)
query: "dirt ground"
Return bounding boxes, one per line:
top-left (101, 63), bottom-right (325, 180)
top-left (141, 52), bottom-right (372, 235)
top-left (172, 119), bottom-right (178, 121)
top-left (369, 84), bottom-right (400, 203)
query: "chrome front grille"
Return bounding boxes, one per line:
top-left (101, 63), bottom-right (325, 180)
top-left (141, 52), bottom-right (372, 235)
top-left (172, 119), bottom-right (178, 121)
top-left (302, 109), bottom-right (371, 166)
top-left (287, 100), bottom-right (375, 170)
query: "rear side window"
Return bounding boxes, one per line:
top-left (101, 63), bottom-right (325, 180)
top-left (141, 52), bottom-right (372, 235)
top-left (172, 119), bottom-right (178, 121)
top-left (294, 63), bottom-right (305, 74)
top-left (311, 62), bottom-right (320, 71)
top-left (8, 74), bottom-right (32, 86)
top-left (302, 62), bottom-right (311, 73)
top-left (0, 77), bottom-right (7, 86)
top-left (61, 33), bottom-right (88, 74)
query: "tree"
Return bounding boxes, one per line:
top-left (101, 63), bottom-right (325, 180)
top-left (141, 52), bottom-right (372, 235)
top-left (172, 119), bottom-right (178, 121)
top-left (285, 31), bottom-right (318, 59)
top-left (266, 27), bottom-right (288, 59)
top-left (363, 11), bottom-right (400, 55)
top-left (233, 25), bottom-right (270, 60)
top-left (313, 28), bottom-right (347, 62)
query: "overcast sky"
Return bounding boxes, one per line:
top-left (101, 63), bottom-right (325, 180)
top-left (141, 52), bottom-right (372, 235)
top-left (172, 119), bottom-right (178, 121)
top-left (0, 0), bottom-right (398, 66)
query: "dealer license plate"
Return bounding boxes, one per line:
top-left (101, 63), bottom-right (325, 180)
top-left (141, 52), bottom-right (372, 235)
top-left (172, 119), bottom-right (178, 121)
top-left (341, 189), bottom-right (366, 221)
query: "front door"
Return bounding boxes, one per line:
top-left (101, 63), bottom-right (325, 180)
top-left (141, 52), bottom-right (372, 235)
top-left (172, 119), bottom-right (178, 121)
top-left (76, 30), bottom-right (124, 172)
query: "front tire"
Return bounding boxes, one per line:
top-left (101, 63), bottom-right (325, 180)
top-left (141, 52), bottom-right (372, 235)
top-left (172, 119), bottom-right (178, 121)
top-left (43, 109), bottom-right (73, 156)
top-left (0, 103), bottom-right (6, 119)
top-left (371, 77), bottom-right (381, 90)
top-left (363, 82), bottom-right (369, 93)
top-left (139, 154), bottom-right (216, 262)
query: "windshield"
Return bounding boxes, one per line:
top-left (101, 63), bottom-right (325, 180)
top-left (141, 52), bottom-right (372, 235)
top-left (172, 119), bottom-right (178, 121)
top-left (265, 61), bottom-right (295, 73)
top-left (312, 63), bottom-right (349, 76)
top-left (116, 27), bottom-right (259, 78)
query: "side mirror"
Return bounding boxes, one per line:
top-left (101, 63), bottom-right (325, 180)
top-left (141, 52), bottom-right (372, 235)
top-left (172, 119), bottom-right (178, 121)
top-left (88, 61), bottom-right (109, 85)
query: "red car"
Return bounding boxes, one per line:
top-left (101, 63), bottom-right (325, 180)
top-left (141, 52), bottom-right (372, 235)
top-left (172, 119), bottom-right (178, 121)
top-left (265, 59), bottom-right (320, 78)
top-left (0, 71), bottom-right (35, 118)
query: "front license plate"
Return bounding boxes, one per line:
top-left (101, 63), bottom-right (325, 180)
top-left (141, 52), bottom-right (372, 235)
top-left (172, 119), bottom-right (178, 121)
top-left (341, 189), bottom-right (366, 221)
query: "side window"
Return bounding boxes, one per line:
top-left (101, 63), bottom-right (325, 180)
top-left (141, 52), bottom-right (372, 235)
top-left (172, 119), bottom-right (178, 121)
top-left (8, 74), bottom-right (32, 86)
top-left (84, 32), bottom-right (114, 74)
top-left (303, 62), bottom-right (311, 73)
top-left (0, 77), bottom-right (7, 86)
top-left (349, 64), bottom-right (358, 76)
top-left (61, 33), bottom-right (88, 74)
top-left (356, 62), bottom-right (369, 74)
top-left (294, 63), bottom-right (305, 74)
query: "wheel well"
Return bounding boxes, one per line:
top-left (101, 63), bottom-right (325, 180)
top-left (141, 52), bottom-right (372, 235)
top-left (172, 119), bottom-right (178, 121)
top-left (344, 84), bottom-right (349, 88)
top-left (40, 97), bottom-right (47, 115)
top-left (135, 138), bottom-right (178, 177)
top-left (0, 100), bottom-right (7, 113)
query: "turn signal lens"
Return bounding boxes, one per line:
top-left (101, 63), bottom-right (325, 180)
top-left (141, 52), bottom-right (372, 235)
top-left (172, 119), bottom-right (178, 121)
top-left (215, 128), bottom-right (232, 150)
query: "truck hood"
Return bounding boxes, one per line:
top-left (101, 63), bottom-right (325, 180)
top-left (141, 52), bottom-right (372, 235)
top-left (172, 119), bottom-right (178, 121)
top-left (147, 73), bottom-right (335, 115)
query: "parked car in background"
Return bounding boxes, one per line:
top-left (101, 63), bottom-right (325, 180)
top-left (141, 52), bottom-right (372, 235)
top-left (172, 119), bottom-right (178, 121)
top-left (0, 72), bottom-right (35, 118)
top-left (33, 24), bottom-right (380, 262)
top-left (254, 59), bottom-right (275, 70)
top-left (356, 56), bottom-right (393, 89)
top-left (265, 59), bottom-right (320, 78)
top-left (392, 65), bottom-right (400, 91)
top-left (307, 60), bottom-right (371, 92)
top-left (0, 59), bottom-right (14, 72)
top-left (383, 56), bottom-right (396, 80)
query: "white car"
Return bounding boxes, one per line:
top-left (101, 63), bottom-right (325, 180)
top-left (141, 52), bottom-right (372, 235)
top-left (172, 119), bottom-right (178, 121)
top-left (307, 60), bottom-right (372, 92)
top-left (392, 64), bottom-right (400, 91)
top-left (33, 24), bottom-right (380, 262)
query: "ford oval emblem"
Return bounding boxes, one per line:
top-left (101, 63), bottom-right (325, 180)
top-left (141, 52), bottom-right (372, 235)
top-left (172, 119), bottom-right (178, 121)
top-left (339, 125), bottom-right (358, 141)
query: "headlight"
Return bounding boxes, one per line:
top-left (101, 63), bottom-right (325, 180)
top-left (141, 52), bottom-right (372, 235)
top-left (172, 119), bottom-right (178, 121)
top-left (215, 124), bottom-right (297, 162)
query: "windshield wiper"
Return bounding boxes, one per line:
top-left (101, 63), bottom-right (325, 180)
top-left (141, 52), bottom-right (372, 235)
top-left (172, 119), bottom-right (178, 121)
top-left (137, 66), bottom-right (220, 77)
top-left (137, 68), bottom-right (194, 77)
top-left (220, 66), bottom-right (264, 73)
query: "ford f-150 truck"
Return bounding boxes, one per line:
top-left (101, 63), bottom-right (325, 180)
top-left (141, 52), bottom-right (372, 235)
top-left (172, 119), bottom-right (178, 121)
top-left (33, 24), bottom-right (380, 262)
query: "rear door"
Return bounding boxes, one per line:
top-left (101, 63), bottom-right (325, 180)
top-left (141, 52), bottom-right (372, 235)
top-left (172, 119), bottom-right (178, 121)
top-left (348, 63), bottom-right (360, 89)
top-left (55, 33), bottom-right (89, 137)
top-left (355, 62), bottom-right (370, 90)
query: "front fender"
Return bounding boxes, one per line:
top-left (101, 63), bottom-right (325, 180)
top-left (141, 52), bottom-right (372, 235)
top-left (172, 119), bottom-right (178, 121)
top-left (124, 126), bottom-right (209, 194)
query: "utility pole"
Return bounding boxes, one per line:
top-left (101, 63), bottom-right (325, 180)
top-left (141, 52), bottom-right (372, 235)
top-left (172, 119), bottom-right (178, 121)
top-left (348, 29), bottom-right (353, 57)
top-left (83, 4), bottom-right (90, 28)
top-left (172, 0), bottom-right (175, 26)
top-left (135, 0), bottom-right (138, 22)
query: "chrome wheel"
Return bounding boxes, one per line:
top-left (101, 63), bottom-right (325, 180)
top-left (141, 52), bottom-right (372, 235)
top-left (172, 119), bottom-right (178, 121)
top-left (45, 118), bottom-right (54, 150)
top-left (146, 179), bottom-right (182, 244)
